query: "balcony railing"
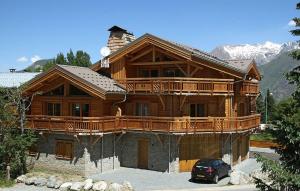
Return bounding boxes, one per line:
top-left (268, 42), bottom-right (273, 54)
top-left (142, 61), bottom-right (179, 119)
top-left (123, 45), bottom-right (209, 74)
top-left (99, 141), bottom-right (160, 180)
top-left (26, 114), bottom-right (260, 134)
top-left (117, 78), bottom-right (234, 95)
top-left (240, 81), bottom-right (259, 95)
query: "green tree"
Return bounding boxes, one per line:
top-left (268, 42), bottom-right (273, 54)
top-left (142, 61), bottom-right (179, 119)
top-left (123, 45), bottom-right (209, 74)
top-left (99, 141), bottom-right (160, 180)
top-left (264, 89), bottom-right (275, 123)
top-left (254, 3), bottom-right (300, 190)
top-left (0, 87), bottom-right (37, 179)
top-left (256, 94), bottom-right (265, 123)
top-left (42, 50), bottom-right (92, 72)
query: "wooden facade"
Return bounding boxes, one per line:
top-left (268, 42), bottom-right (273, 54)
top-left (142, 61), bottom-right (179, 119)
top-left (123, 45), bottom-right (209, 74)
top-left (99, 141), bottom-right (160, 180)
top-left (24, 32), bottom-right (261, 172)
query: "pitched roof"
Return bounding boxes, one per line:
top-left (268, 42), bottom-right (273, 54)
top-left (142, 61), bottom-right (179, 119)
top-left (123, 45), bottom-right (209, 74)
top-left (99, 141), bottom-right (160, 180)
top-left (57, 65), bottom-right (125, 93)
top-left (25, 65), bottom-right (125, 99)
top-left (108, 33), bottom-right (259, 78)
top-left (225, 59), bottom-right (254, 73)
top-left (0, 72), bottom-right (40, 88)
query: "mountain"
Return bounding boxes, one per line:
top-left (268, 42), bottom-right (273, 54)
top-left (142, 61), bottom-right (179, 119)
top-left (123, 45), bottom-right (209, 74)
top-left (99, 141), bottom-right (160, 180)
top-left (258, 52), bottom-right (298, 100)
top-left (211, 41), bottom-right (299, 65)
top-left (24, 59), bottom-right (53, 72)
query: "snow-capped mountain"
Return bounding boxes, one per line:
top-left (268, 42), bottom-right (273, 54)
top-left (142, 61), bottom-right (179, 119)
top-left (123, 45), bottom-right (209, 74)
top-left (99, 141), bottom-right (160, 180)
top-left (211, 41), bottom-right (299, 65)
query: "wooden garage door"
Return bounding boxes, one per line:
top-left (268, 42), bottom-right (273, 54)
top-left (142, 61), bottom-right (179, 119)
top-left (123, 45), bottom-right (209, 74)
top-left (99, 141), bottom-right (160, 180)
top-left (138, 139), bottom-right (149, 169)
top-left (179, 135), bottom-right (220, 172)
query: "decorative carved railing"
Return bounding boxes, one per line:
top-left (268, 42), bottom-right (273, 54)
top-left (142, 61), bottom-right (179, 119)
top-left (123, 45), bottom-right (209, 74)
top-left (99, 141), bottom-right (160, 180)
top-left (240, 81), bottom-right (259, 95)
top-left (26, 114), bottom-right (260, 134)
top-left (117, 78), bottom-right (234, 95)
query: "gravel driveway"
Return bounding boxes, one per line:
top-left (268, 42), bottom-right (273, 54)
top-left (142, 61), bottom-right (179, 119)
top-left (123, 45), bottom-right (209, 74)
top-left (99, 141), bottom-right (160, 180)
top-left (3, 147), bottom-right (276, 191)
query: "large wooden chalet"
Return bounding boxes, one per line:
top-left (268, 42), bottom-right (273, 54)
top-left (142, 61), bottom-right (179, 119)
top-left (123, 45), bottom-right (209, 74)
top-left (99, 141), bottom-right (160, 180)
top-left (24, 26), bottom-right (261, 176)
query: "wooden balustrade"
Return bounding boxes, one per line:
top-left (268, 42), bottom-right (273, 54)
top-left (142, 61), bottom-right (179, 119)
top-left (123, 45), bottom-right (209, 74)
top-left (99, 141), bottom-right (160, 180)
top-left (240, 81), bottom-right (259, 95)
top-left (117, 78), bottom-right (234, 95)
top-left (26, 114), bottom-right (260, 134)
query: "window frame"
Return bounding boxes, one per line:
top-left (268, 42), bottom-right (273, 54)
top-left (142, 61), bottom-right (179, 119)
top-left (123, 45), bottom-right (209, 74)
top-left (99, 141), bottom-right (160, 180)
top-left (46, 102), bottom-right (62, 116)
top-left (55, 140), bottom-right (73, 160)
top-left (70, 103), bottom-right (90, 117)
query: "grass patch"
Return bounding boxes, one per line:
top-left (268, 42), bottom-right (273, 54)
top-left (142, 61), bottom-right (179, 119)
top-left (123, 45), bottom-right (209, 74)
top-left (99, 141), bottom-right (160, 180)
top-left (28, 166), bottom-right (84, 182)
top-left (250, 131), bottom-right (275, 141)
top-left (0, 178), bottom-right (15, 188)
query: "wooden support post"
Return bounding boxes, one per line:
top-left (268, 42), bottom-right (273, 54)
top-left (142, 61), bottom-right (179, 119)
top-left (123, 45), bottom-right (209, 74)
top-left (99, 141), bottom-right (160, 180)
top-left (176, 135), bottom-right (183, 146)
top-left (153, 133), bottom-right (164, 148)
top-left (168, 133), bottom-right (171, 173)
top-left (158, 95), bottom-right (166, 111)
top-left (180, 96), bottom-right (187, 111)
top-left (74, 135), bottom-right (82, 144)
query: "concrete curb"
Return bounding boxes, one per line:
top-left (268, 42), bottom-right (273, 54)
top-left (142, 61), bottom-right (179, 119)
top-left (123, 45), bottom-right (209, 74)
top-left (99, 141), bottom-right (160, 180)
top-left (152, 184), bottom-right (257, 191)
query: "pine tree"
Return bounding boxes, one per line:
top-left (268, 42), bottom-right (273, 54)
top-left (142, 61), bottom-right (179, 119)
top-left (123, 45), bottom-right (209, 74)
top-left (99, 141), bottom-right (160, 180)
top-left (264, 89), bottom-right (275, 123)
top-left (42, 50), bottom-right (92, 71)
top-left (256, 94), bottom-right (265, 123)
top-left (254, 3), bottom-right (300, 190)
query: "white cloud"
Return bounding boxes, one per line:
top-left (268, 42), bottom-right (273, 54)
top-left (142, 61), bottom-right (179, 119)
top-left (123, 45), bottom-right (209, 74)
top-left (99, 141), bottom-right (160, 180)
top-left (288, 20), bottom-right (296, 27)
top-left (31, 55), bottom-right (41, 63)
top-left (17, 56), bottom-right (28, 63)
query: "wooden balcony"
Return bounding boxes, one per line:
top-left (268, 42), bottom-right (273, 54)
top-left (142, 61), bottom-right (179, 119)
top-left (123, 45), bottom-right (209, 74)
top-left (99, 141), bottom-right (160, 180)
top-left (240, 81), bottom-right (259, 96)
top-left (26, 114), bottom-right (260, 134)
top-left (117, 78), bottom-right (234, 95)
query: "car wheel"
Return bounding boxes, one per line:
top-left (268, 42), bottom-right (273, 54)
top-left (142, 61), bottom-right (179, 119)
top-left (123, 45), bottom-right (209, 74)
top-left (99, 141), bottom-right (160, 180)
top-left (213, 175), bottom-right (219, 183)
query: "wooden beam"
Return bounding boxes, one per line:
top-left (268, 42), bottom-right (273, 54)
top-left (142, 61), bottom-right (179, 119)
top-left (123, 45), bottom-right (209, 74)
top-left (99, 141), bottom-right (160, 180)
top-left (90, 135), bottom-right (103, 146)
top-left (129, 61), bottom-right (184, 66)
top-left (153, 133), bottom-right (164, 148)
top-left (176, 135), bottom-right (183, 146)
top-left (152, 46), bottom-right (156, 62)
top-left (180, 95), bottom-right (187, 111)
top-left (155, 47), bottom-right (186, 62)
top-left (190, 67), bottom-right (201, 77)
top-left (116, 130), bottom-right (126, 143)
top-left (174, 63), bottom-right (188, 77)
top-left (129, 48), bottom-right (152, 62)
top-left (158, 95), bottom-right (165, 110)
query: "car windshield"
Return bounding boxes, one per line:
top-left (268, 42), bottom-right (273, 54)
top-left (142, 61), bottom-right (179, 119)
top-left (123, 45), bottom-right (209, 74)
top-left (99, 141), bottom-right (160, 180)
top-left (195, 160), bottom-right (214, 167)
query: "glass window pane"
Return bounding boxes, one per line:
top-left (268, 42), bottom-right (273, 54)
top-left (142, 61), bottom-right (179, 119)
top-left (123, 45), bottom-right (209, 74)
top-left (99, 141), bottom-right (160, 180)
top-left (82, 104), bottom-right (89, 117)
top-left (72, 103), bottom-right (81, 116)
top-left (151, 70), bottom-right (159, 77)
top-left (190, 104), bottom-right (196, 117)
top-left (47, 103), bottom-right (53, 115)
top-left (197, 104), bottom-right (205, 117)
top-left (54, 103), bottom-right (61, 116)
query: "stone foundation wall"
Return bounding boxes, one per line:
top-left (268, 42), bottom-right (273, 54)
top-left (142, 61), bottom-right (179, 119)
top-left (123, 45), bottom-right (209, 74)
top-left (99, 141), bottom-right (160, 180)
top-left (27, 133), bottom-right (120, 177)
top-left (27, 132), bottom-right (249, 176)
top-left (120, 133), bottom-right (179, 173)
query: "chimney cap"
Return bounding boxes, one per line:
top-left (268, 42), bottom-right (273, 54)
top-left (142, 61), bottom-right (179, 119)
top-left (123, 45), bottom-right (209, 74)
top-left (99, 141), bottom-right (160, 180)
top-left (108, 25), bottom-right (133, 35)
top-left (9, 68), bottom-right (16, 73)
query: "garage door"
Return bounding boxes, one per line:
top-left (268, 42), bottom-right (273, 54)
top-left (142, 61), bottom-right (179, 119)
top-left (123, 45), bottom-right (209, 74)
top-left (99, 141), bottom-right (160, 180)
top-left (179, 135), bottom-right (221, 172)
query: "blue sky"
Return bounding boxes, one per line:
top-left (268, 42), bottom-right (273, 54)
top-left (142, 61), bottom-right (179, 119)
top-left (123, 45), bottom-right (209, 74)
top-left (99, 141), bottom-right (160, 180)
top-left (0, 0), bottom-right (298, 72)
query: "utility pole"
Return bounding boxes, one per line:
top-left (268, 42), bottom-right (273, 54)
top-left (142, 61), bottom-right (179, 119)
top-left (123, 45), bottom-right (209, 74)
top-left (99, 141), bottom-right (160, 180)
top-left (265, 90), bottom-right (273, 124)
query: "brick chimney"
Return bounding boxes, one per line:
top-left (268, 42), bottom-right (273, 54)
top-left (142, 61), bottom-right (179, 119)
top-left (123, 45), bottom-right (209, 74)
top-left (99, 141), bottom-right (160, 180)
top-left (107, 26), bottom-right (135, 53)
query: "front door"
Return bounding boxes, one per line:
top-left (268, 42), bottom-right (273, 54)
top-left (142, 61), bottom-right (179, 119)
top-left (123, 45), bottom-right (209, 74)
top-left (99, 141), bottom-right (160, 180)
top-left (138, 139), bottom-right (149, 169)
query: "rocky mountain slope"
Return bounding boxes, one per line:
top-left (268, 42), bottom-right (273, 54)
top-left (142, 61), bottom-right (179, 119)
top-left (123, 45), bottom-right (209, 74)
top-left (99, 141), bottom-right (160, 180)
top-left (258, 52), bottom-right (298, 100)
top-left (211, 41), bottom-right (298, 65)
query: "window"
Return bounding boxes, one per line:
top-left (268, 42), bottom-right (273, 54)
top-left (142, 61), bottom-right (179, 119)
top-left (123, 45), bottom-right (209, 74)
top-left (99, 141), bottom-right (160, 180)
top-left (135, 103), bottom-right (149, 116)
top-left (71, 103), bottom-right (90, 117)
top-left (163, 68), bottom-right (184, 77)
top-left (139, 69), bottom-right (159, 77)
top-left (47, 103), bottom-right (61, 116)
top-left (55, 140), bottom-right (73, 160)
top-left (44, 85), bottom-right (64, 96)
top-left (69, 84), bottom-right (90, 96)
top-left (28, 145), bottom-right (38, 156)
top-left (190, 104), bottom-right (205, 117)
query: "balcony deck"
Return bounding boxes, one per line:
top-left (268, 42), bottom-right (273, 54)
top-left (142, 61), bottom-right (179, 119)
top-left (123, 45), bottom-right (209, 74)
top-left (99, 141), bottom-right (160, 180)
top-left (240, 81), bottom-right (260, 96)
top-left (26, 114), bottom-right (260, 134)
top-left (117, 78), bottom-right (234, 95)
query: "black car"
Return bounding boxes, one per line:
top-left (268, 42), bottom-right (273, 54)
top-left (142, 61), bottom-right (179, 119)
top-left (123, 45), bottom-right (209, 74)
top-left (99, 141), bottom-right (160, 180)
top-left (191, 159), bottom-right (231, 183)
